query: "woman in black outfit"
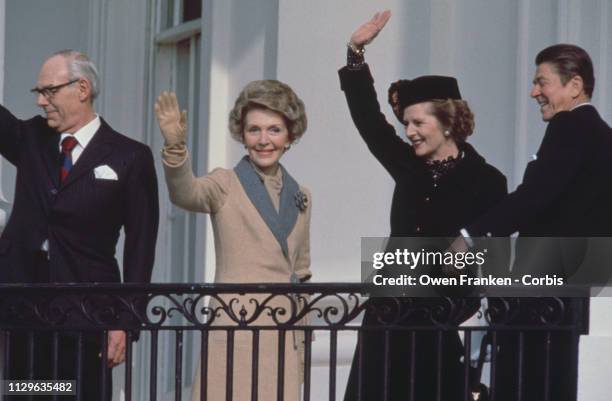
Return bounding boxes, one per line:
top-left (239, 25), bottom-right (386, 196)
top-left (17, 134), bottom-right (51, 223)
top-left (340, 11), bottom-right (508, 401)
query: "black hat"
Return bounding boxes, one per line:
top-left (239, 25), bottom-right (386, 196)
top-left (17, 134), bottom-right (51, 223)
top-left (398, 75), bottom-right (462, 112)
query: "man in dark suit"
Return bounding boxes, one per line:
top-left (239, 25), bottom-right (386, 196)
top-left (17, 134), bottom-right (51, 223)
top-left (0, 50), bottom-right (159, 400)
top-left (455, 44), bottom-right (612, 401)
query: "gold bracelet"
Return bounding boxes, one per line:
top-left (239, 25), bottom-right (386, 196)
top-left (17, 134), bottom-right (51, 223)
top-left (347, 42), bottom-right (365, 56)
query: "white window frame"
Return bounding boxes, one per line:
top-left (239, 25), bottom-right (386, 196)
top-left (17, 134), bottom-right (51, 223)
top-left (144, 2), bottom-right (204, 399)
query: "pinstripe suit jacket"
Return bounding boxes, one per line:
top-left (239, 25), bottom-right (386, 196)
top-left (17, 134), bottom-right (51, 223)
top-left (0, 105), bottom-right (159, 285)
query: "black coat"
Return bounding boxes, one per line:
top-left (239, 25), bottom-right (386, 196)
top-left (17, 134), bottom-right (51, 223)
top-left (468, 104), bottom-right (612, 238)
top-left (339, 65), bottom-right (507, 237)
top-left (465, 104), bottom-right (612, 401)
top-left (0, 105), bottom-right (159, 285)
top-left (339, 65), bottom-right (507, 401)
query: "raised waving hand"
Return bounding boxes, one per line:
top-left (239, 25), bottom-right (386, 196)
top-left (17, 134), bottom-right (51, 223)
top-left (349, 10), bottom-right (392, 49)
top-left (155, 91), bottom-right (187, 146)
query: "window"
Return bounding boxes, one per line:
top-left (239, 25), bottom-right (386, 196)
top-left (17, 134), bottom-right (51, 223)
top-left (149, 1), bottom-right (203, 398)
top-left (159, 0), bottom-right (202, 30)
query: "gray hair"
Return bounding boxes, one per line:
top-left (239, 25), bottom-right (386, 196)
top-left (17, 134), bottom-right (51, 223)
top-left (53, 49), bottom-right (100, 101)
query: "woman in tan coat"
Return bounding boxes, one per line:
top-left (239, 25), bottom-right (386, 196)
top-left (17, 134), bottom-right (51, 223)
top-left (155, 80), bottom-right (311, 401)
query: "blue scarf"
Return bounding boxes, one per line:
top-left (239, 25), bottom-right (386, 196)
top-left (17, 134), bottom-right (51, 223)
top-left (234, 156), bottom-right (300, 260)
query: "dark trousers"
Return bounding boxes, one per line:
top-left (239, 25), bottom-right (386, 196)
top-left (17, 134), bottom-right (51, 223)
top-left (489, 297), bottom-right (583, 401)
top-left (493, 331), bottom-right (579, 401)
top-left (2, 254), bottom-right (112, 401)
top-left (344, 299), bottom-right (469, 401)
top-left (4, 331), bottom-right (112, 401)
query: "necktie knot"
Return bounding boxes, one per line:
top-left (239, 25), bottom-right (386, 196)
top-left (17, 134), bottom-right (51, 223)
top-left (61, 136), bottom-right (78, 154)
top-left (60, 136), bottom-right (78, 184)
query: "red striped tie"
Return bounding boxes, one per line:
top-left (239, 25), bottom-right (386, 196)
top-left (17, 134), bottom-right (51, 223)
top-left (60, 136), bottom-right (78, 184)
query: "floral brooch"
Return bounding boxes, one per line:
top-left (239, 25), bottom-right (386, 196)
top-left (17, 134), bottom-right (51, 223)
top-left (294, 190), bottom-right (308, 212)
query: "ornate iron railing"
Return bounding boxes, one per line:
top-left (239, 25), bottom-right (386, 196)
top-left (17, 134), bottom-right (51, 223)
top-left (0, 284), bottom-right (587, 401)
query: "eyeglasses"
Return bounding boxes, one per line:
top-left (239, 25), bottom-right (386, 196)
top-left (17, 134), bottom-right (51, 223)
top-left (30, 79), bottom-right (79, 99)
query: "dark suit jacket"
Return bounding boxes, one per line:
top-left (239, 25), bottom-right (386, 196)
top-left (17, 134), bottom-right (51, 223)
top-left (467, 104), bottom-right (612, 238)
top-left (0, 105), bottom-right (159, 285)
top-left (466, 105), bottom-right (612, 401)
top-left (468, 104), bottom-right (612, 299)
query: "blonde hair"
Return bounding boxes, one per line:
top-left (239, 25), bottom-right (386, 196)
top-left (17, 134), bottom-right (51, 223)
top-left (228, 80), bottom-right (307, 143)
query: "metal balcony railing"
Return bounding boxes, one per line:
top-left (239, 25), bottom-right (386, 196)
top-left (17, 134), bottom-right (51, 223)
top-left (0, 284), bottom-right (587, 401)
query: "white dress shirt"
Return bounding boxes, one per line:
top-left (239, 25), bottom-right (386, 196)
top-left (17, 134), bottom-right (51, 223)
top-left (58, 114), bottom-right (101, 164)
top-left (571, 102), bottom-right (591, 111)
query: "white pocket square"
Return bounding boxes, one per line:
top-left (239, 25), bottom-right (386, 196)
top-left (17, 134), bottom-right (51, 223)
top-left (94, 165), bottom-right (118, 180)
